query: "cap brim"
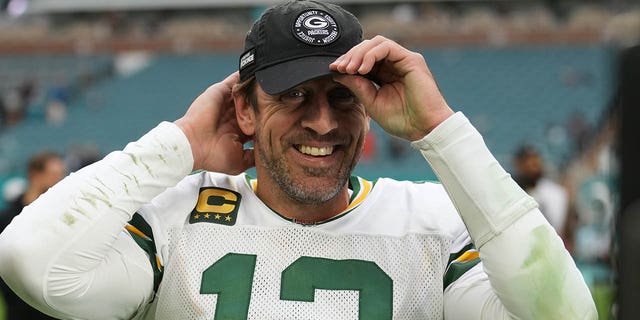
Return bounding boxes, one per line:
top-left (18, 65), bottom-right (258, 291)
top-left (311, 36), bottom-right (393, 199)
top-left (255, 56), bottom-right (338, 95)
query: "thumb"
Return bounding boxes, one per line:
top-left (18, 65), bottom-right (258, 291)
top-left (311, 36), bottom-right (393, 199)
top-left (333, 74), bottom-right (378, 108)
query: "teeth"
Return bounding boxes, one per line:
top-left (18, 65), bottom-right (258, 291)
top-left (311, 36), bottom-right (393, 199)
top-left (298, 145), bottom-right (334, 156)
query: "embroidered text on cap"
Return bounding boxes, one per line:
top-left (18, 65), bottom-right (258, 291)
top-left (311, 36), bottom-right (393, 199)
top-left (292, 10), bottom-right (340, 46)
top-left (239, 50), bottom-right (255, 70)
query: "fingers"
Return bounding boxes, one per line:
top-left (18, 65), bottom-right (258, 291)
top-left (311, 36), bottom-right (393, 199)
top-left (331, 36), bottom-right (453, 141)
top-left (330, 36), bottom-right (415, 78)
top-left (329, 36), bottom-right (431, 84)
top-left (203, 72), bottom-right (239, 101)
top-left (176, 72), bottom-right (245, 171)
top-left (331, 37), bottom-right (385, 74)
top-left (220, 71), bottom-right (240, 89)
top-left (333, 74), bottom-right (377, 109)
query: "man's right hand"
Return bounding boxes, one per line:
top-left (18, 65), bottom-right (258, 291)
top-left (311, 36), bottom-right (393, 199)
top-left (174, 72), bottom-right (255, 174)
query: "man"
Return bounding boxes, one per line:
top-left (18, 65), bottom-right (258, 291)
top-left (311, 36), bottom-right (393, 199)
top-left (0, 1), bottom-right (596, 319)
top-left (513, 144), bottom-right (569, 236)
top-left (0, 151), bottom-right (65, 320)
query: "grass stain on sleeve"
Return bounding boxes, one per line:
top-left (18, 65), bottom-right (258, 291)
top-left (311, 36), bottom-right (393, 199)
top-left (80, 191), bottom-right (113, 209)
top-left (79, 192), bottom-right (98, 208)
top-left (127, 153), bottom-right (139, 166)
top-left (133, 175), bottom-right (140, 189)
top-left (519, 225), bottom-right (578, 319)
top-left (154, 137), bottom-right (171, 152)
top-left (95, 178), bottom-right (115, 195)
top-left (62, 212), bottom-right (77, 226)
top-left (91, 184), bottom-right (109, 199)
top-left (140, 158), bottom-right (155, 178)
top-left (69, 206), bottom-right (89, 217)
top-left (111, 166), bottom-right (133, 181)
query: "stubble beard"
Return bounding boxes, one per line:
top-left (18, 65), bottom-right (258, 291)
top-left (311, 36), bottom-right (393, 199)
top-left (255, 136), bottom-right (357, 205)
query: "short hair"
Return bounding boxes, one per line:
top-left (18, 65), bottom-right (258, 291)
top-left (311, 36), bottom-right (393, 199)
top-left (513, 144), bottom-right (540, 161)
top-left (233, 76), bottom-right (258, 111)
top-left (27, 151), bottom-right (62, 175)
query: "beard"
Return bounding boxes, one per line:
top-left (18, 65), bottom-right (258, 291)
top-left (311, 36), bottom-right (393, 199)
top-left (254, 130), bottom-right (362, 205)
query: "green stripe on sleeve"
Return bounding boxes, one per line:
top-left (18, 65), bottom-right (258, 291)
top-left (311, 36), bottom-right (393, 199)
top-left (443, 258), bottom-right (481, 290)
top-left (443, 243), bottom-right (481, 290)
top-left (127, 213), bottom-right (163, 292)
top-left (446, 243), bottom-right (475, 265)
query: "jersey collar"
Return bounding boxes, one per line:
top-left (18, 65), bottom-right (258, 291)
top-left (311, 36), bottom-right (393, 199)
top-left (244, 174), bottom-right (374, 222)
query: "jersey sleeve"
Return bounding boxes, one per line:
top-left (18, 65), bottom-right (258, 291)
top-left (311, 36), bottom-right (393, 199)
top-left (0, 121), bottom-right (193, 319)
top-left (412, 112), bottom-right (597, 319)
top-left (444, 262), bottom-right (511, 319)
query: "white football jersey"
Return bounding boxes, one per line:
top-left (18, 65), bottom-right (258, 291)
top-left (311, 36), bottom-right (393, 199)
top-left (129, 173), bottom-right (480, 320)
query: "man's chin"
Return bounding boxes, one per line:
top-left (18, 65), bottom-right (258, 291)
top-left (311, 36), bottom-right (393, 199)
top-left (285, 178), bottom-right (345, 205)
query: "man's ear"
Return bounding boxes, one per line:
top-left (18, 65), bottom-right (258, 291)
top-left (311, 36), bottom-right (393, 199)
top-left (233, 94), bottom-right (256, 136)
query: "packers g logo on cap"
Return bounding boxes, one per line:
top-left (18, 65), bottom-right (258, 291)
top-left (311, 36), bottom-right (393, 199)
top-left (190, 187), bottom-right (241, 226)
top-left (292, 9), bottom-right (340, 46)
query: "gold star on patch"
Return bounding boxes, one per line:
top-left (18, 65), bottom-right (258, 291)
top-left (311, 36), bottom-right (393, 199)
top-left (214, 214), bottom-right (221, 220)
top-left (204, 213), bottom-right (210, 219)
top-left (194, 214), bottom-right (200, 219)
top-left (225, 216), bottom-right (232, 222)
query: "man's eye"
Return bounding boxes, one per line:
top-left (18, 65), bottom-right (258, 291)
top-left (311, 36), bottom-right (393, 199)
top-left (280, 89), bottom-right (306, 103)
top-left (287, 90), bottom-right (305, 99)
top-left (330, 88), bottom-right (356, 104)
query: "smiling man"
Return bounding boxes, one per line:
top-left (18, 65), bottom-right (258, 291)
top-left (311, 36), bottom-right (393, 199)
top-left (0, 1), bottom-right (596, 319)
top-left (237, 77), bottom-right (367, 222)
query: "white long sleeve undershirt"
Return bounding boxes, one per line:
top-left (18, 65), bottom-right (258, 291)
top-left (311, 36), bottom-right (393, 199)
top-left (415, 113), bottom-right (596, 319)
top-left (0, 122), bottom-right (193, 319)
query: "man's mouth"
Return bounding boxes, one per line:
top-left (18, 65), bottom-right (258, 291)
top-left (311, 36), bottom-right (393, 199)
top-left (296, 145), bottom-right (335, 157)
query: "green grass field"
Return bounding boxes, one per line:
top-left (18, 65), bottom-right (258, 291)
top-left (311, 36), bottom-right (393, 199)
top-left (0, 294), bottom-right (6, 320)
top-left (593, 283), bottom-right (614, 320)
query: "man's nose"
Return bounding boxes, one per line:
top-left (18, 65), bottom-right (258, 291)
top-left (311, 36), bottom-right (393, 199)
top-left (300, 95), bottom-right (338, 135)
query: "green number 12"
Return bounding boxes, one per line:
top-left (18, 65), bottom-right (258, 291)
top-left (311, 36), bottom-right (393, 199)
top-left (201, 253), bottom-right (393, 320)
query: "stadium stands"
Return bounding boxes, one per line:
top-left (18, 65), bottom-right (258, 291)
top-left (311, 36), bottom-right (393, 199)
top-left (0, 45), bottom-right (614, 181)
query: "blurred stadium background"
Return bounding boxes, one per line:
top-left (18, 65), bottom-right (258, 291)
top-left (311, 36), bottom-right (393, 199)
top-left (0, 0), bottom-right (639, 319)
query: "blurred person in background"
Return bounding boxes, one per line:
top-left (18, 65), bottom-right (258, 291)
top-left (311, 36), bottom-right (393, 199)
top-left (1, 88), bottom-right (24, 127)
top-left (513, 144), bottom-right (570, 240)
top-left (0, 151), bottom-right (65, 320)
top-left (45, 75), bottom-right (71, 126)
top-left (0, 89), bottom-right (5, 128)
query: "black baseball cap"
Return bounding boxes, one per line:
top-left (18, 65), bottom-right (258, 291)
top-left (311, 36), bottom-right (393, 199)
top-left (239, 0), bottom-right (364, 95)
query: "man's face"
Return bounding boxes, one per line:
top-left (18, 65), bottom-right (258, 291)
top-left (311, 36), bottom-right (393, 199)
top-left (516, 153), bottom-right (543, 181)
top-left (250, 76), bottom-right (369, 205)
top-left (35, 158), bottom-right (66, 192)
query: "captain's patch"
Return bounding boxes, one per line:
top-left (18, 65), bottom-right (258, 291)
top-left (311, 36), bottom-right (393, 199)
top-left (190, 187), bottom-right (241, 226)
